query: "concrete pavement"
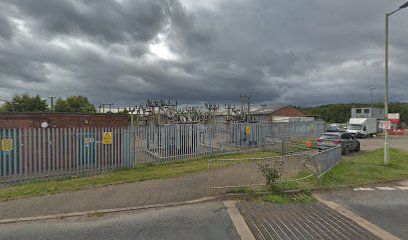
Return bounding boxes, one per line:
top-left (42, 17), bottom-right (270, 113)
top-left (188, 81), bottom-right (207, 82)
top-left (0, 201), bottom-right (240, 240)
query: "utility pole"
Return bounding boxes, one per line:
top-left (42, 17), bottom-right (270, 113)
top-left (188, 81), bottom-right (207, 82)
top-left (369, 87), bottom-right (375, 109)
top-left (384, 1), bottom-right (408, 165)
top-left (48, 96), bottom-right (56, 110)
top-left (99, 103), bottom-right (114, 113)
top-left (240, 94), bottom-right (251, 122)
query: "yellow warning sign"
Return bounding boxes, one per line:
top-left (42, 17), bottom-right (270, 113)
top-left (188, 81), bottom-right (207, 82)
top-left (245, 126), bottom-right (251, 135)
top-left (102, 132), bottom-right (113, 145)
top-left (1, 139), bottom-right (13, 151)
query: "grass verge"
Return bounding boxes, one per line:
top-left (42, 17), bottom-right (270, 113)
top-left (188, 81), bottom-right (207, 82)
top-left (0, 150), bottom-right (277, 202)
top-left (319, 148), bottom-right (408, 187)
top-left (276, 148), bottom-right (408, 190)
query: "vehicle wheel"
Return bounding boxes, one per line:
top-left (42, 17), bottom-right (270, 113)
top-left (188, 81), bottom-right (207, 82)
top-left (355, 143), bottom-right (360, 152)
top-left (342, 146), bottom-right (350, 155)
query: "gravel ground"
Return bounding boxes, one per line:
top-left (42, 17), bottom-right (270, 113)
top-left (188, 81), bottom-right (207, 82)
top-left (359, 134), bottom-right (408, 151)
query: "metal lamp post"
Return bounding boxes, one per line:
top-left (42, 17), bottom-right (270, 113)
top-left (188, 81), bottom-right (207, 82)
top-left (369, 87), bottom-right (375, 109)
top-left (384, 1), bottom-right (408, 165)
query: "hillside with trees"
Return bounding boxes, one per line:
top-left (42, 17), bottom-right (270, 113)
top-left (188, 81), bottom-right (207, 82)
top-left (300, 103), bottom-right (408, 123)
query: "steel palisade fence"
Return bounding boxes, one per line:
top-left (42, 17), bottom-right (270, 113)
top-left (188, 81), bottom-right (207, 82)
top-left (132, 121), bottom-right (325, 163)
top-left (0, 121), bottom-right (325, 184)
top-left (0, 127), bottom-right (132, 184)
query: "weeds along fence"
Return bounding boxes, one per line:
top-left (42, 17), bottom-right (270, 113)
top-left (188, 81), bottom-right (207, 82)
top-left (208, 145), bottom-right (342, 193)
top-left (0, 121), bottom-right (325, 184)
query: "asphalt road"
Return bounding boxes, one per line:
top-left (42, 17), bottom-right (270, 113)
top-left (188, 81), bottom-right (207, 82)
top-left (0, 201), bottom-right (240, 240)
top-left (322, 186), bottom-right (408, 240)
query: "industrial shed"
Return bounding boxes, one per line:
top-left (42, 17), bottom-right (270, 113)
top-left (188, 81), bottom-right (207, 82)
top-left (215, 105), bottom-right (307, 123)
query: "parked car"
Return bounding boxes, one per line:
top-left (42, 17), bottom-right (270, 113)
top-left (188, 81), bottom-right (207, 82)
top-left (326, 125), bottom-right (346, 133)
top-left (317, 132), bottom-right (360, 155)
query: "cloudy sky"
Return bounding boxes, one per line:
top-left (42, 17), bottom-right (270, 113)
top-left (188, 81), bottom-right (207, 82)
top-left (0, 0), bottom-right (407, 107)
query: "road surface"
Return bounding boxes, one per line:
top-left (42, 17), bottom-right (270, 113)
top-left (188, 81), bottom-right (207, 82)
top-left (0, 201), bottom-right (240, 240)
top-left (322, 183), bottom-right (408, 240)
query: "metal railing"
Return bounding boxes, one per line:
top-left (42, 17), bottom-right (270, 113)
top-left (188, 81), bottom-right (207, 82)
top-left (310, 145), bottom-right (342, 179)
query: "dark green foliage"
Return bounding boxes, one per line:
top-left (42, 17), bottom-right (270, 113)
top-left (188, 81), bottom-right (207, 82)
top-left (54, 96), bottom-right (96, 113)
top-left (0, 94), bottom-right (48, 112)
top-left (299, 102), bottom-right (408, 123)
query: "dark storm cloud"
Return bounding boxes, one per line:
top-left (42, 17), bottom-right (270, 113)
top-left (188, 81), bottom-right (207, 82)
top-left (0, 0), bottom-right (407, 107)
top-left (8, 0), bottom-right (168, 43)
top-left (0, 16), bottom-right (14, 40)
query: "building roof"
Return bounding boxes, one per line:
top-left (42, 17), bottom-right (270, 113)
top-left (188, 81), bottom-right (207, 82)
top-left (250, 105), bottom-right (288, 115)
top-left (214, 105), bottom-right (289, 116)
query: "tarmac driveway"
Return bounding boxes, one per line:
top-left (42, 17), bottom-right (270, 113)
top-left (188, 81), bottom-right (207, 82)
top-left (321, 181), bottom-right (408, 240)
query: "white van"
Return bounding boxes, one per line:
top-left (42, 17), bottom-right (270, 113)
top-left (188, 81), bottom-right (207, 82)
top-left (346, 118), bottom-right (378, 138)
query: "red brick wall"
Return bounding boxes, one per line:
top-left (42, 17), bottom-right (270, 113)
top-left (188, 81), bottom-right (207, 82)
top-left (267, 106), bottom-right (306, 122)
top-left (0, 113), bottom-right (129, 129)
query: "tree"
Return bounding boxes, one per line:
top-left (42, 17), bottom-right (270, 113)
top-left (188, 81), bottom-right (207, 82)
top-left (0, 94), bottom-right (48, 112)
top-left (300, 102), bottom-right (408, 123)
top-left (54, 96), bottom-right (96, 113)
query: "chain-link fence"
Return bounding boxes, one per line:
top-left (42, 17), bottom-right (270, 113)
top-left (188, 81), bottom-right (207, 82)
top-left (208, 144), bottom-right (342, 193)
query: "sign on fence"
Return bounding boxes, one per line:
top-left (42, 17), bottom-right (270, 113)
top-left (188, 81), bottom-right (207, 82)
top-left (245, 126), bottom-right (251, 135)
top-left (84, 137), bottom-right (94, 147)
top-left (102, 132), bottom-right (113, 144)
top-left (1, 139), bottom-right (13, 151)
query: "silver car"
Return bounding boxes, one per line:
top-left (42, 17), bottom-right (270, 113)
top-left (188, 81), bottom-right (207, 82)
top-left (317, 132), bottom-right (360, 155)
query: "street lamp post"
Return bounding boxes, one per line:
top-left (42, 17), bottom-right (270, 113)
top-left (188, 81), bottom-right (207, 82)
top-left (384, 1), bottom-right (408, 165)
top-left (369, 87), bottom-right (375, 109)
